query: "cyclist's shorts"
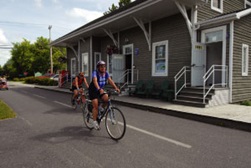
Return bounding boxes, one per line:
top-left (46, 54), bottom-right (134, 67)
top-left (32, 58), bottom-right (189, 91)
top-left (89, 87), bottom-right (106, 100)
top-left (71, 86), bottom-right (83, 91)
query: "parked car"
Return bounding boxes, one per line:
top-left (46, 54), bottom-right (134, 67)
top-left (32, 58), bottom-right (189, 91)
top-left (50, 74), bottom-right (59, 81)
top-left (0, 77), bottom-right (8, 90)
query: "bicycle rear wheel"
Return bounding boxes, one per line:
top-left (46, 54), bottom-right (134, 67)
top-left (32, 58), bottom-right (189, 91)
top-left (83, 104), bottom-right (94, 130)
top-left (105, 107), bottom-right (126, 140)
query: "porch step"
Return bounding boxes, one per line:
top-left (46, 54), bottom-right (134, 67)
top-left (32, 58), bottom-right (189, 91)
top-left (177, 95), bottom-right (210, 103)
top-left (174, 87), bottom-right (215, 108)
top-left (173, 99), bottom-right (207, 108)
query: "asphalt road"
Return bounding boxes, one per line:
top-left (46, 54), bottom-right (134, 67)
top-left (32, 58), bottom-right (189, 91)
top-left (0, 83), bottom-right (251, 168)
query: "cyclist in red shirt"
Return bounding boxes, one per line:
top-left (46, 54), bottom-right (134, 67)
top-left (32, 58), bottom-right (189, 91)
top-left (71, 72), bottom-right (89, 105)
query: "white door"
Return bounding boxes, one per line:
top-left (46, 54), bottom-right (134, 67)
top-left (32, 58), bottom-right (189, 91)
top-left (94, 52), bottom-right (101, 66)
top-left (191, 43), bottom-right (206, 86)
top-left (81, 53), bottom-right (89, 77)
top-left (112, 54), bottom-right (125, 83)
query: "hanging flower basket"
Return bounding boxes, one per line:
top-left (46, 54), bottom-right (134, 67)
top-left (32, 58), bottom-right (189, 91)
top-left (58, 56), bottom-right (67, 63)
top-left (106, 45), bottom-right (118, 55)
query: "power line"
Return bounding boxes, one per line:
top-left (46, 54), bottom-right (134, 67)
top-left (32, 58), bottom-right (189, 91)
top-left (0, 20), bottom-right (72, 31)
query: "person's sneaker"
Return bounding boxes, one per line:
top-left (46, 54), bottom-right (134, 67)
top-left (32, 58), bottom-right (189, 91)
top-left (93, 120), bottom-right (100, 130)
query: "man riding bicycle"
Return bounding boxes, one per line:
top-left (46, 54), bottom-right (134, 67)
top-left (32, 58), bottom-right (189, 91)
top-left (89, 61), bottom-right (120, 130)
top-left (72, 72), bottom-right (89, 105)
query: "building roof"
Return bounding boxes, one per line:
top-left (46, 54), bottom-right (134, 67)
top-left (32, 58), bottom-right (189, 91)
top-left (51, 0), bottom-right (208, 47)
top-left (197, 7), bottom-right (251, 28)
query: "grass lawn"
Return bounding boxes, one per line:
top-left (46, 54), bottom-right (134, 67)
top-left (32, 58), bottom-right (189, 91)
top-left (0, 100), bottom-right (16, 120)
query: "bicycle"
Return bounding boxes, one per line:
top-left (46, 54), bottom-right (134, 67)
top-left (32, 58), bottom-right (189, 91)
top-left (82, 90), bottom-right (126, 141)
top-left (71, 89), bottom-right (86, 110)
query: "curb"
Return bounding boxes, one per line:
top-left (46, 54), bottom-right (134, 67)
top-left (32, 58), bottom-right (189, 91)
top-left (35, 86), bottom-right (251, 133)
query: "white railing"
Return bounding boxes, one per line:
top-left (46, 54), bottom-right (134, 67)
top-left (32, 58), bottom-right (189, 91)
top-left (174, 66), bottom-right (191, 100)
top-left (117, 69), bottom-right (139, 90)
top-left (203, 65), bottom-right (228, 103)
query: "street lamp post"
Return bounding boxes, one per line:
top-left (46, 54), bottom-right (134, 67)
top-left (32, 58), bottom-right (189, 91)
top-left (48, 25), bottom-right (53, 74)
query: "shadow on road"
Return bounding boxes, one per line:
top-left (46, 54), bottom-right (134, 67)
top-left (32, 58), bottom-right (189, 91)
top-left (31, 126), bottom-right (119, 146)
top-left (43, 107), bottom-right (82, 115)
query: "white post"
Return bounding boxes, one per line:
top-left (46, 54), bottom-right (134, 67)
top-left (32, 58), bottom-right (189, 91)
top-left (48, 25), bottom-right (53, 74)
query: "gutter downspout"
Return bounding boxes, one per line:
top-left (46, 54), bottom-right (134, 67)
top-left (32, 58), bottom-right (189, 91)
top-left (229, 21), bottom-right (234, 103)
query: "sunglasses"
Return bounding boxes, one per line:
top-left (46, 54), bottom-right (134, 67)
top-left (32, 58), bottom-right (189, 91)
top-left (100, 65), bottom-right (106, 68)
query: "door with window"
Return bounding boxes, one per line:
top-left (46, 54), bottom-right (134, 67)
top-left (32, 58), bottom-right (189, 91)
top-left (71, 58), bottom-right (76, 77)
top-left (94, 52), bottom-right (101, 67)
top-left (201, 26), bottom-right (227, 86)
top-left (191, 43), bottom-right (206, 86)
top-left (123, 44), bottom-right (133, 83)
top-left (111, 54), bottom-right (125, 83)
top-left (81, 53), bottom-right (89, 77)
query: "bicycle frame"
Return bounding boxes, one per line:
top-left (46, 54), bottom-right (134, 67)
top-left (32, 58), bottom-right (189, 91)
top-left (83, 89), bottom-right (126, 140)
top-left (97, 99), bottom-right (112, 122)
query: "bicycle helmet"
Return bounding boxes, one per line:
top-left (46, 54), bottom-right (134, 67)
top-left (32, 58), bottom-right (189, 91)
top-left (96, 60), bottom-right (106, 68)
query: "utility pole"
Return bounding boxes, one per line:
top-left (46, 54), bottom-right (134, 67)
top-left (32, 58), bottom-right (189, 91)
top-left (48, 25), bottom-right (53, 74)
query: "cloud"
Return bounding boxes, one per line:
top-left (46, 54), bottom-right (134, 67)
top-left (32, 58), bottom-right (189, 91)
top-left (0, 29), bottom-right (8, 44)
top-left (66, 8), bottom-right (103, 22)
top-left (34, 0), bottom-right (43, 8)
top-left (0, 50), bottom-right (11, 66)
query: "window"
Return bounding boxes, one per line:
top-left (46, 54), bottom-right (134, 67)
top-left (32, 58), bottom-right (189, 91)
top-left (152, 40), bottom-right (168, 76)
top-left (245, 0), bottom-right (251, 8)
top-left (82, 53), bottom-right (89, 76)
top-left (71, 58), bottom-right (76, 77)
top-left (211, 0), bottom-right (223, 13)
top-left (242, 44), bottom-right (249, 76)
top-left (107, 54), bottom-right (112, 76)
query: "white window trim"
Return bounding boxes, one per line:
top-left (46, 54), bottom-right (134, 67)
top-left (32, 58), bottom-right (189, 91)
top-left (71, 58), bottom-right (76, 77)
top-left (82, 53), bottom-right (89, 77)
top-left (245, 0), bottom-right (251, 8)
top-left (94, 52), bottom-right (101, 66)
top-left (211, 0), bottom-right (223, 13)
top-left (152, 40), bottom-right (168, 77)
top-left (242, 44), bottom-right (249, 76)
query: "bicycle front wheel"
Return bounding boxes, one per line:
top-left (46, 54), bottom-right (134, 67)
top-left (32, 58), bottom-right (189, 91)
top-left (105, 107), bottom-right (126, 140)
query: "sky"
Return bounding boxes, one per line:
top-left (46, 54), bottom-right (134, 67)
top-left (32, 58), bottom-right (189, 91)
top-left (0, 0), bottom-right (124, 66)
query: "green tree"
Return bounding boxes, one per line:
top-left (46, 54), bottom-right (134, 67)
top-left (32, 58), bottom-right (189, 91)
top-left (5, 36), bottom-right (66, 79)
top-left (3, 59), bottom-right (16, 79)
top-left (104, 0), bottom-right (132, 15)
top-left (52, 47), bottom-right (67, 72)
top-left (119, 0), bottom-right (132, 7)
top-left (0, 65), bottom-right (2, 75)
top-left (31, 36), bottom-right (50, 74)
top-left (11, 39), bottom-right (33, 77)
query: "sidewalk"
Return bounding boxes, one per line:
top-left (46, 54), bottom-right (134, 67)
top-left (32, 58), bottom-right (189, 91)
top-left (12, 82), bottom-right (251, 132)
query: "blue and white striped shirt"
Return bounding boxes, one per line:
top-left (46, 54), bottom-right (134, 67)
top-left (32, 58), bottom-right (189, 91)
top-left (92, 70), bottom-right (110, 90)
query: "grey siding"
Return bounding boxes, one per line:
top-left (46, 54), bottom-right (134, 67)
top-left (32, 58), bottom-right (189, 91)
top-left (198, 0), bottom-right (244, 22)
top-left (89, 13), bottom-right (191, 88)
top-left (67, 46), bottom-right (78, 76)
top-left (232, 14), bottom-right (251, 102)
top-left (151, 14), bottom-right (191, 85)
top-left (117, 13), bottom-right (191, 87)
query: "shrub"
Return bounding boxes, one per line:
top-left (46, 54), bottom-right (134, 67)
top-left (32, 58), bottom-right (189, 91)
top-left (24, 77), bottom-right (58, 86)
top-left (240, 100), bottom-right (251, 106)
